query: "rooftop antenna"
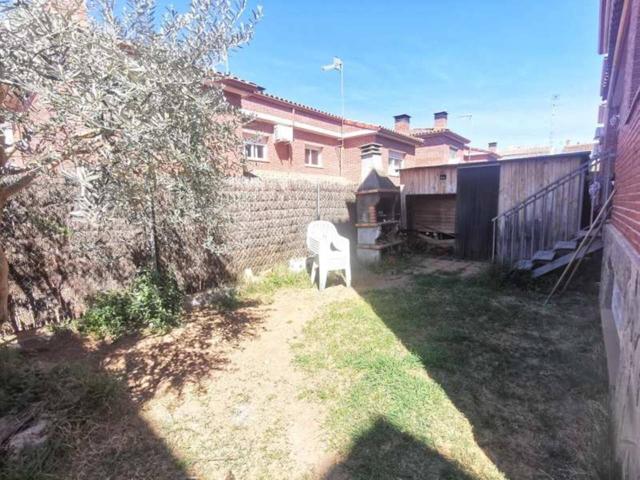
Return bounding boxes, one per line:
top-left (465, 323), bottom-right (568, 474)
top-left (550, 94), bottom-right (559, 153)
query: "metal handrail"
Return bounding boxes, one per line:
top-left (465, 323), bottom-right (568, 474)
top-left (492, 157), bottom-right (596, 224)
top-left (491, 154), bottom-right (608, 264)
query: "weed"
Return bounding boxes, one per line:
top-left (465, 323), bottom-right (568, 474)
top-left (79, 269), bottom-right (183, 339)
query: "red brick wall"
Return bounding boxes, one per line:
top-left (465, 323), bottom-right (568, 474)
top-left (343, 135), bottom-right (416, 184)
top-left (243, 120), bottom-right (343, 178)
top-left (606, 0), bottom-right (640, 254)
top-left (612, 109), bottom-right (640, 252)
top-left (227, 90), bottom-right (416, 184)
top-left (415, 135), bottom-right (467, 166)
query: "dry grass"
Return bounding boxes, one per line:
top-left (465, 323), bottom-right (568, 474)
top-left (1, 260), bottom-right (613, 479)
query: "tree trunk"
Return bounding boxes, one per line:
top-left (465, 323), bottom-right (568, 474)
top-left (148, 169), bottom-right (162, 273)
top-left (0, 174), bottom-right (39, 328)
top-left (0, 229), bottom-right (9, 328)
top-left (150, 193), bottom-right (161, 273)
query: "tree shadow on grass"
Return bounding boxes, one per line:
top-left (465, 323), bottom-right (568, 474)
top-left (354, 268), bottom-right (612, 480)
top-left (2, 337), bottom-right (191, 479)
top-left (322, 417), bottom-right (474, 480)
top-left (3, 302), bottom-right (265, 478)
top-left (94, 303), bottom-right (264, 402)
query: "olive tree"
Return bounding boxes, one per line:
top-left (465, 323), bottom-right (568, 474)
top-left (0, 0), bottom-right (260, 326)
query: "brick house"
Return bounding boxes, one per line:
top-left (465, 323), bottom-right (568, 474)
top-left (221, 77), bottom-right (422, 184)
top-left (396, 111), bottom-right (500, 165)
top-left (408, 112), bottom-right (474, 166)
top-left (467, 143), bottom-right (500, 163)
top-left (595, 0), bottom-right (640, 477)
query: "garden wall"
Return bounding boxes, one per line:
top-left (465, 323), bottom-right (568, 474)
top-left (223, 177), bottom-right (356, 273)
top-left (1, 176), bottom-right (356, 332)
top-left (599, 224), bottom-right (640, 479)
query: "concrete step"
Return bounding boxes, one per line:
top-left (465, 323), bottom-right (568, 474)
top-left (532, 250), bottom-right (556, 262)
top-left (554, 240), bottom-right (578, 251)
top-left (532, 238), bottom-right (603, 278)
top-left (514, 259), bottom-right (534, 271)
top-left (575, 229), bottom-right (601, 240)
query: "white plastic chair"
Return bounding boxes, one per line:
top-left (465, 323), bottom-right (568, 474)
top-left (306, 221), bottom-right (351, 290)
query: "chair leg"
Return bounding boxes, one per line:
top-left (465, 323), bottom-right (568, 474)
top-left (345, 264), bottom-right (351, 288)
top-left (319, 264), bottom-right (328, 290)
top-left (310, 260), bottom-right (318, 285)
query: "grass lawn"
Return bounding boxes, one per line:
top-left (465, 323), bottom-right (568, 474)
top-left (294, 268), bottom-right (611, 480)
top-left (0, 260), bottom-right (611, 479)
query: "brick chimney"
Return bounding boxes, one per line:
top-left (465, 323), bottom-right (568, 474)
top-left (488, 142), bottom-right (498, 153)
top-left (434, 111), bottom-right (448, 129)
top-left (394, 114), bottom-right (411, 134)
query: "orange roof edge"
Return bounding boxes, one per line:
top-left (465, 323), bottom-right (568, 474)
top-left (220, 75), bottom-right (422, 145)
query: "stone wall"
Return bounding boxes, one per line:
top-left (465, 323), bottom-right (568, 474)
top-left (599, 224), bottom-right (640, 479)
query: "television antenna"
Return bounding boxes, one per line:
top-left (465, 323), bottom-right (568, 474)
top-left (550, 94), bottom-right (559, 152)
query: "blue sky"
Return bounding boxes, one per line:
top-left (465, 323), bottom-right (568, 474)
top-left (226, 1), bottom-right (601, 150)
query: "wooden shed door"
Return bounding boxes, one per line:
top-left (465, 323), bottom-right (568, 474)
top-left (406, 194), bottom-right (457, 235)
top-left (455, 165), bottom-right (500, 259)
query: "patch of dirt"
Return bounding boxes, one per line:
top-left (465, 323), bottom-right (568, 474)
top-left (102, 284), bottom-right (361, 479)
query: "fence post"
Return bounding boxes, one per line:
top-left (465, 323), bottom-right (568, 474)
top-left (316, 182), bottom-right (320, 220)
top-left (492, 219), bottom-right (496, 263)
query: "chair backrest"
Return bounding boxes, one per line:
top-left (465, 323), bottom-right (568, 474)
top-left (307, 221), bottom-right (337, 254)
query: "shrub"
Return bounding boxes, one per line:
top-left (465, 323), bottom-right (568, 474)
top-left (128, 269), bottom-right (183, 332)
top-left (80, 269), bottom-right (183, 339)
top-left (80, 291), bottom-right (135, 339)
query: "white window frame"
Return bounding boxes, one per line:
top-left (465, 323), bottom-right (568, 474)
top-left (448, 147), bottom-right (459, 164)
top-left (388, 150), bottom-right (404, 176)
top-left (243, 131), bottom-right (269, 162)
top-left (304, 144), bottom-right (323, 168)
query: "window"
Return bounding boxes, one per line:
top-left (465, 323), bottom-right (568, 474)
top-left (388, 150), bottom-right (404, 176)
top-left (305, 145), bottom-right (322, 167)
top-left (449, 147), bottom-right (458, 163)
top-left (244, 132), bottom-right (268, 162)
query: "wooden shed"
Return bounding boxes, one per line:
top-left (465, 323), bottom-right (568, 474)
top-left (494, 151), bottom-right (590, 265)
top-left (399, 151), bottom-right (591, 260)
top-left (400, 164), bottom-right (457, 236)
top-left (498, 152), bottom-right (586, 214)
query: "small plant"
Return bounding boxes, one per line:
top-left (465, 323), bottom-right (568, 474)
top-left (80, 269), bottom-right (183, 339)
top-left (80, 291), bottom-right (135, 339)
top-left (128, 269), bottom-right (183, 333)
top-left (215, 286), bottom-right (244, 311)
